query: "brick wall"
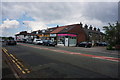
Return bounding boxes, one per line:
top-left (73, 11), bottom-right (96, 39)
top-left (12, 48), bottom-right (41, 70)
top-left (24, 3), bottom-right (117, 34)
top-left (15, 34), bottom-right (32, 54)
top-left (68, 24), bottom-right (86, 43)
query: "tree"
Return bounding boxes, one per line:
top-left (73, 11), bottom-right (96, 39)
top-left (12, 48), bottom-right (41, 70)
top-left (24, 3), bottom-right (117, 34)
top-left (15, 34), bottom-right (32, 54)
top-left (115, 22), bottom-right (120, 45)
top-left (8, 37), bottom-right (14, 40)
top-left (103, 22), bottom-right (120, 47)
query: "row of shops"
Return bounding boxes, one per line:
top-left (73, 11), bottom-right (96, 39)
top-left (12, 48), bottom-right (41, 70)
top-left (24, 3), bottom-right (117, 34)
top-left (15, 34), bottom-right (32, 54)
top-left (16, 33), bottom-right (77, 46)
top-left (15, 23), bottom-right (105, 46)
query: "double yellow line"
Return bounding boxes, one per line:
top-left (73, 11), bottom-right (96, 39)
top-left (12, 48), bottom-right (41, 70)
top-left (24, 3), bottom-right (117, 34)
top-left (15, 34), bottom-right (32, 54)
top-left (2, 48), bottom-right (31, 74)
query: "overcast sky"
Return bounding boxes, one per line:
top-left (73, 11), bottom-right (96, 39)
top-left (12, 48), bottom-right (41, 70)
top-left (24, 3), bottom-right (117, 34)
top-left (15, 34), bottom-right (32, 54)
top-left (0, 1), bottom-right (119, 37)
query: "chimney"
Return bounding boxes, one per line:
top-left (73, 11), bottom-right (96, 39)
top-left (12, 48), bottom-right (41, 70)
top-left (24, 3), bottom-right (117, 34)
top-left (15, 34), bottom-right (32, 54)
top-left (97, 28), bottom-right (100, 32)
top-left (84, 24), bottom-right (88, 29)
top-left (80, 22), bottom-right (83, 27)
top-left (20, 31), bottom-right (27, 34)
top-left (57, 25), bottom-right (59, 28)
top-left (89, 25), bottom-right (93, 30)
top-left (94, 27), bottom-right (96, 31)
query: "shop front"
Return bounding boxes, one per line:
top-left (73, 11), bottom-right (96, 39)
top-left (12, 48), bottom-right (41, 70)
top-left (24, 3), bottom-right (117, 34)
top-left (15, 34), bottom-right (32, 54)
top-left (50, 34), bottom-right (57, 42)
top-left (57, 33), bottom-right (77, 46)
top-left (37, 34), bottom-right (50, 40)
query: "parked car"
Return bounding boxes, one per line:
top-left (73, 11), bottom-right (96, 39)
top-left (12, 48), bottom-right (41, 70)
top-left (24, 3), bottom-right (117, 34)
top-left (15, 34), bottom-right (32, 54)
top-left (96, 42), bottom-right (108, 46)
top-left (6, 40), bottom-right (17, 45)
top-left (33, 39), bottom-right (43, 45)
top-left (78, 42), bottom-right (92, 48)
top-left (26, 39), bottom-right (33, 44)
top-left (0, 39), bottom-right (4, 42)
top-left (43, 40), bottom-right (56, 47)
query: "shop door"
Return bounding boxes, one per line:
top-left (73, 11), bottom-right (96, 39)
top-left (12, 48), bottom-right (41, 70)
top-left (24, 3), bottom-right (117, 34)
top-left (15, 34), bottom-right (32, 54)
top-left (65, 38), bottom-right (68, 46)
top-left (51, 38), bottom-right (54, 42)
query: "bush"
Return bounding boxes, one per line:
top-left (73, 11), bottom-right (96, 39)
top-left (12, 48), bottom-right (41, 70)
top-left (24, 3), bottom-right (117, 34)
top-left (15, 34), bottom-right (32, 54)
top-left (106, 45), bottom-right (115, 50)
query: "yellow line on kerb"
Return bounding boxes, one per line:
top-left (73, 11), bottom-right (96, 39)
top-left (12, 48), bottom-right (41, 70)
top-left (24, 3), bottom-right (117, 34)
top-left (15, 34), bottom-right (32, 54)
top-left (12, 59), bottom-right (26, 74)
top-left (10, 54), bottom-right (31, 73)
top-left (2, 48), bottom-right (31, 74)
top-left (2, 48), bottom-right (7, 52)
top-left (2, 48), bottom-right (10, 56)
top-left (4, 48), bottom-right (8, 52)
top-left (10, 54), bottom-right (24, 67)
top-left (10, 54), bottom-right (30, 73)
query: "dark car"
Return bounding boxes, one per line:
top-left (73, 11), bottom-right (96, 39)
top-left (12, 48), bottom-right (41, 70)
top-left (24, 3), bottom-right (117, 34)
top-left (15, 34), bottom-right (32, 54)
top-left (43, 40), bottom-right (56, 47)
top-left (98, 42), bottom-right (108, 46)
top-left (78, 42), bottom-right (92, 48)
top-left (6, 40), bottom-right (17, 45)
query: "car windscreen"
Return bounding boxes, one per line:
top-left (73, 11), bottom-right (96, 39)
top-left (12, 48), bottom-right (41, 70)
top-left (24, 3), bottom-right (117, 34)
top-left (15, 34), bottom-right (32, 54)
top-left (48, 40), bottom-right (53, 42)
top-left (36, 40), bottom-right (41, 41)
top-left (81, 42), bottom-right (87, 44)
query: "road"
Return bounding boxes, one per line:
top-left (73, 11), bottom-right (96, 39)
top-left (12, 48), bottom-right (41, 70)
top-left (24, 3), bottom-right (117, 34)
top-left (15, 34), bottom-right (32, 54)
top-left (1, 42), bottom-right (119, 78)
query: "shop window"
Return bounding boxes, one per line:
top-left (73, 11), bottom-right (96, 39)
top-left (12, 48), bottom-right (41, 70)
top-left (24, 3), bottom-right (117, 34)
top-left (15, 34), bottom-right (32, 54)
top-left (58, 36), bottom-right (64, 44)
top-left (73, 37), bottom-right (76, 39)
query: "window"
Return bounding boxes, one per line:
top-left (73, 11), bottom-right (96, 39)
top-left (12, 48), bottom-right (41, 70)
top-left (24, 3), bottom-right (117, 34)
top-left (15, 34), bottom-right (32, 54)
top-left (58, 36), bottom-right (64, 44)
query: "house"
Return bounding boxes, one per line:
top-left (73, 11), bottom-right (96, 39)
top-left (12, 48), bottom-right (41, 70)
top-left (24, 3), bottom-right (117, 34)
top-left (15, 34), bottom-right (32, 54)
top-left (51, 23), bottom-right (86, 46)
top-left (83, 24), bottom-right (105, 46)
top-left (15, 31), bottom-right (37, 42)
top-left (36, 27), bottom-right (58, 41)
top-left (15, 31), bottom-right (28, 42)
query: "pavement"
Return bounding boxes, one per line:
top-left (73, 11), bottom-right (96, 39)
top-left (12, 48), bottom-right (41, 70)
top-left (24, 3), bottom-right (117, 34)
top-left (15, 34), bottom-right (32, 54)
top-left (1, 42), bottom-right (120, 78)
top-left (19, 43), bottom-right (119, 59)
top-left (54, 46), bottom-right (120, 57)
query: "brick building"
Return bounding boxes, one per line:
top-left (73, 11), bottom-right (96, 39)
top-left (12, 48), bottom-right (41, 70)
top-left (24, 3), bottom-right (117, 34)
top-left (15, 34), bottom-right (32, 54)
top-left (83, 24), bottom-right (105, 46)
top-left (50, 23), bottom-right (86, 46)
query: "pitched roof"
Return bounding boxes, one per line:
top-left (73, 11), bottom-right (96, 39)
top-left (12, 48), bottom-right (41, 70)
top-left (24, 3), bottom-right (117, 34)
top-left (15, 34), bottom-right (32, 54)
top-left (60, 24), bottom-right (77, 33)
top-left (51, 24), bottom-right (80, 34)
top-left (50, 26), bottom-right (68, 34)
top-left (46, 27), bottom-right (57, 33)
top-left (26, 33), bottom-right (37, 36)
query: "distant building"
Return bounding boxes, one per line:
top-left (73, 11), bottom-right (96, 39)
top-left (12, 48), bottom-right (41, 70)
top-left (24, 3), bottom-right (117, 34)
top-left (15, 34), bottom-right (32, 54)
top-left (15, 31), bottom-right (37, 42)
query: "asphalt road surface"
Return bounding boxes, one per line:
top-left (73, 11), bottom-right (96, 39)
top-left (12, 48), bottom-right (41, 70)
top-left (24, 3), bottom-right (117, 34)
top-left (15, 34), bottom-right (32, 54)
top-left (1, 42), bottom-right (119, 78)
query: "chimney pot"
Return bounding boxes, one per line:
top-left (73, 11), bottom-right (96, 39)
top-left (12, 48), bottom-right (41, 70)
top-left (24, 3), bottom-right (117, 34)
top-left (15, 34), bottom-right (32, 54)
top-left (89, 25), bottom-right (93, 30)
top-left (57, 25), bottom-right (59, 28)
top-left (80, 22), bottom-right (83, 27)
top-left (97, 28), bottom-right (100, 31)
top-left (84, 24), bottom-right (88, 29)
top-left (94, 27), bottom-right (96, 31)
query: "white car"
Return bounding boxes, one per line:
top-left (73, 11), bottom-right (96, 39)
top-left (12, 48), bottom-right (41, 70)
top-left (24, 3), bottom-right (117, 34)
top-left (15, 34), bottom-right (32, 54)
top-left (33, 39), bottom-right (43, 44)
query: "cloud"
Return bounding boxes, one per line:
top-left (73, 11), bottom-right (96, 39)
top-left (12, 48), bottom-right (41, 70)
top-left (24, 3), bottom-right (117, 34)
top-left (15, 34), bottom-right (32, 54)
top-left (0, 19), bottom-right (20, 29)
top-left (23, 21), bottom-right (48, 31)
top-left (2, 2), bottom-right (117, 24)
top-left (0, 19), bottom-right (20, 36)
top-left (2, 0), bottom-right (120, 2)
top-left (1, 2), bottom-right (118, 36)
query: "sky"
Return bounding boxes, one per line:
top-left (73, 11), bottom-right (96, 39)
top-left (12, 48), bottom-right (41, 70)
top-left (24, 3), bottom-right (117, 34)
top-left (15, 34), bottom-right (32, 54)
top-left (0, 0), bottom-right (119, 37)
